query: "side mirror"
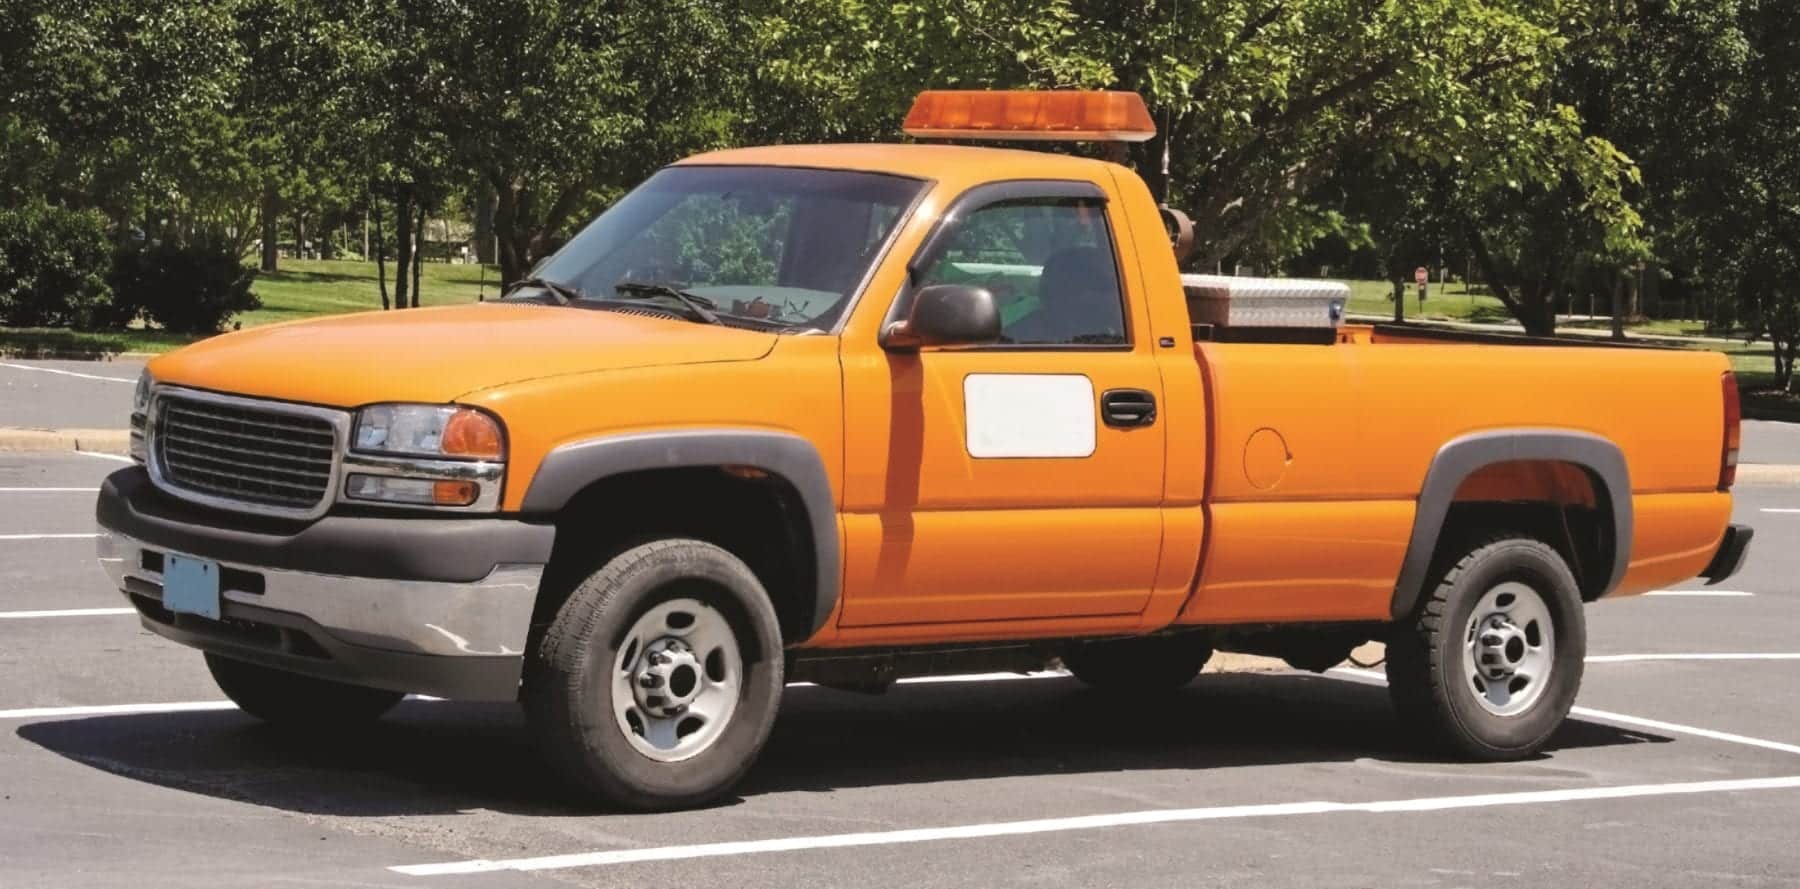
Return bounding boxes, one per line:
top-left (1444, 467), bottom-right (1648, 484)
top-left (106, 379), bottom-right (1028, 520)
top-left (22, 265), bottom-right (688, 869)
top-left (882, 284), bottom-right (1002, 351)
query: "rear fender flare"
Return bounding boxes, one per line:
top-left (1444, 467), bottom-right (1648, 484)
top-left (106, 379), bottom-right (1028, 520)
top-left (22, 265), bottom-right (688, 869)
top-left (1390, 429), bottom-right (1632, 619)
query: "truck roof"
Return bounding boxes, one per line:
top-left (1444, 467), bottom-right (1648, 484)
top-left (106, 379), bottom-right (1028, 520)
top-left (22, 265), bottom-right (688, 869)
top-left (675, 143), bottom-right (1120, 188)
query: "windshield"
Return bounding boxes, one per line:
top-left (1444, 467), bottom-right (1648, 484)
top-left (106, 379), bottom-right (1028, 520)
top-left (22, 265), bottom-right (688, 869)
top-left (533, 165), bottom-right (925, 330)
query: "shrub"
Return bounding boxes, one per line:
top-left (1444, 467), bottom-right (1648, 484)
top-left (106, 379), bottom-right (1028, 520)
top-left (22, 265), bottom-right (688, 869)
top-left (110, 234), bottom-right (260, 333)
top-left (0, 202), bottom-right (116, 328)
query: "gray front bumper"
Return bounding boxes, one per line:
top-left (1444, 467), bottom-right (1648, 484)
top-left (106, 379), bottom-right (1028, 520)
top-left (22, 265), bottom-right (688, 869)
top-left (99, 527), bottom-right (541, 700)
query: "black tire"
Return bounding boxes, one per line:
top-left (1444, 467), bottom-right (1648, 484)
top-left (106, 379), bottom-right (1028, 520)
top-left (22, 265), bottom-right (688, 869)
top-left (1062, 634), bottom-right (1213, 691)
top-left (524, 538), bottom-right (784, 811)
top-left (1386, 533), bottom-right (1586, 761)
top-left (205, 653), bottom-right (404, 726)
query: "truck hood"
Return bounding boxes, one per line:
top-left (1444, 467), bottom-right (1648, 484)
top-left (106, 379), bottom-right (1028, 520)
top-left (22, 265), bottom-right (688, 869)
top-left (147, 303), bottom-right (779, 408)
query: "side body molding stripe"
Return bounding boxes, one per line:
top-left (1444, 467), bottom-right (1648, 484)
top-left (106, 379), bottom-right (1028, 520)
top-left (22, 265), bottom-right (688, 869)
top-left (1390, 429), bottom-right (1633, 619)
top-left (520, 430), bottom-right (840, 637)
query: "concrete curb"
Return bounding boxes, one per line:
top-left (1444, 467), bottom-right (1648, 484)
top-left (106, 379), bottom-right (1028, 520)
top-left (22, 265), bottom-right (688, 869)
top-left (1342, 313), bottom-right (1733, 346)
top-left (0, 348), bottom-right (159, 361)
top-left (0, 427), bottom-right (130, 455)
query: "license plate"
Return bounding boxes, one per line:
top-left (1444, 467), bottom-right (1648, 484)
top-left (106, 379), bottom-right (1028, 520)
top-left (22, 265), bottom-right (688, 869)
top-left (163, 554), bottom-right (222, 620)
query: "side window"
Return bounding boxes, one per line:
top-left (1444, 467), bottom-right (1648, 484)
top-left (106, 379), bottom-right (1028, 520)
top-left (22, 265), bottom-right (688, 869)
top-left (916, 197), bottom-right (1127, 345)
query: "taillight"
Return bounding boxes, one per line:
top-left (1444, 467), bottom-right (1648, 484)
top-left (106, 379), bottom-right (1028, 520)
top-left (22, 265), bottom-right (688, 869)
top-left (1720, 371), bottom-right (1741, 491)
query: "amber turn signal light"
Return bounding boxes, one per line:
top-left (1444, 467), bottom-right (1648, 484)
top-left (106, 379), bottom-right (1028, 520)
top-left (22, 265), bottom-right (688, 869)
top-left (442, 409), bottom-right (504, 460)
top-left (433, 480), bottom-right (480, 506)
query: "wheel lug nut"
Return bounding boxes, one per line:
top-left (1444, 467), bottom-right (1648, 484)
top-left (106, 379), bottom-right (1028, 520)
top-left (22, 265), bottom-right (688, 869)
top-left (639, 675), bottom-right (663, 688)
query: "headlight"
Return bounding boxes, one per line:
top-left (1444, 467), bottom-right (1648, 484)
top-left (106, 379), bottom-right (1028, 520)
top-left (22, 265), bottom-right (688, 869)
top-left (342, 404), bottom-right (506, 510)
top-left (352, 404), bottom-right (505, 461)
top-left (129, 371), bottom-right (152, 463)
top-left (132, 371), bottom-right (152, 416)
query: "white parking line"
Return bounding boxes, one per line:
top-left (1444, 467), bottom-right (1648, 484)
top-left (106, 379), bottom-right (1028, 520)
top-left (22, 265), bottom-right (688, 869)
top-left (0, 361), bottom-right (135, 383)
top-left (1586, 652), bottom-right (1800, 663)
top-left (388, 775), bottom-right (1800, 876)
top-left (1762, 508), bottom-right (1800, 514)
top-left (0, 533), bottom-right (98, 541)
top-left (0, 700), bottom-right (237, 720)
top-left (0, 487), bottom-right (100, 493)
top-left (74, 451), bottom-right (133, 464)
top-left (1570, 706), bottom-right (1800, 757)
top-left (0, 677), bottom-right (1043, 723)
top-left (386, 665), bottom-right (1800, 876)
top-left (1330, 665), bottom-right (1800, 755)
top-left (0, 608), bottom-right (134, 620)
top-left (0, 695), bottom-right (451, 721)
top-left (1644, 589), bottom-right (1753, 597)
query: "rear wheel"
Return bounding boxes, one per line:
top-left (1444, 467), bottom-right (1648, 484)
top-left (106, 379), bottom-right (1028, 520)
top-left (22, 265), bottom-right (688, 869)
top-left (205, 653), bottom-right (404, 726)
top-left (1062, 634), bottom-right (1212, 691)
top-left (524, 539), bottom-right (784, 811)
top-left (1386, 533), bottom-right (1586, 760)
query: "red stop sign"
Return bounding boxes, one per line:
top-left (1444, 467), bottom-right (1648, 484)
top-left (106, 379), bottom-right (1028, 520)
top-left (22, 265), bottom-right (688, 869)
top-left (1414, 266), bottom-right (1428, 286)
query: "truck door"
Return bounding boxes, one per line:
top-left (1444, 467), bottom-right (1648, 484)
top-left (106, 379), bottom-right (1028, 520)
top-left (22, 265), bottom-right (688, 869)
top-left (838, 180), bottom-right (1167, 627)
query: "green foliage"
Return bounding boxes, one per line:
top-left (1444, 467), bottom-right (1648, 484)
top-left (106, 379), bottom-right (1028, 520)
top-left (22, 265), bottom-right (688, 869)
top-left (0, 0), bottom-right (1791, 348)
top-left (109, 236), bottom-right (261, 333)
top-left (0, 202), bottom-right (116, 328)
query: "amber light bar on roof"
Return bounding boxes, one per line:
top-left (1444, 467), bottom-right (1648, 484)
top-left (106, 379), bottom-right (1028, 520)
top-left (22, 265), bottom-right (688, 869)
top-left (902, 90), bottom-right (1157, 142)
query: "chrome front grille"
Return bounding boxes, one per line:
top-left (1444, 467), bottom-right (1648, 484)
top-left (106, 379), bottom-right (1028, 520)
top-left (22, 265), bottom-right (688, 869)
top-left (149, 390), bottom-right (345, 517)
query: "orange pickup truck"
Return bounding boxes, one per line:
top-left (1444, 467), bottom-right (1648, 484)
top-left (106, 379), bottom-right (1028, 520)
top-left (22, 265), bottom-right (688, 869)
top-left (97, 91), bottom-right (1750, 810)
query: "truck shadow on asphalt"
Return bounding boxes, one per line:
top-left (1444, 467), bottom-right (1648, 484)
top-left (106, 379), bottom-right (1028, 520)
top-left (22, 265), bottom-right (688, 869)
top-left (15, 672), bottom-right (1670, 817)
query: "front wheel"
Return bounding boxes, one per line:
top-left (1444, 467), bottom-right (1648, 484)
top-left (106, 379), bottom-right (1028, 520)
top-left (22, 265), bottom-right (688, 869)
top-left (1386, 533), bottom-right (1586, 760)
top-left (205, 653), bottom-right (404, 726)
top-left (524, 539), bottom-right (784, 811)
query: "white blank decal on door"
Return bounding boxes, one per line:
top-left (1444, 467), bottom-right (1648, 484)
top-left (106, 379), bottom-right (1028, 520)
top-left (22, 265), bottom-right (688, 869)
top-left (963, 374), bottom-right (1096, 458)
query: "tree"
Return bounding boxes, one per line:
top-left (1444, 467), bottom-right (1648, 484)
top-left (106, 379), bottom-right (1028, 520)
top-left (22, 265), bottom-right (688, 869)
top-left (1, 0), bottom-right (247, 225)
top-left (1703, 0), bottom-right (1800, 388)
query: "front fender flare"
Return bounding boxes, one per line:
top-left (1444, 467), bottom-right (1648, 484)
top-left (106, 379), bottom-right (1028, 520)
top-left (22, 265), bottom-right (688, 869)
top-left (520, 430), bottom-right (839, 638)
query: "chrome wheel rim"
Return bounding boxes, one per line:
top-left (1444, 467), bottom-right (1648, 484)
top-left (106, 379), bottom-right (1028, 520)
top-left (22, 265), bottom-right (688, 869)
top-left (612, 597), bottom-right (741, 762)
top-left (1461, 581), bottom-right (1555, 717)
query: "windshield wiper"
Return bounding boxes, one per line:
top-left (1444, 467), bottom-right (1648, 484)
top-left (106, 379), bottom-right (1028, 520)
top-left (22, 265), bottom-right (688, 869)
top-left (613, 281), bottom-right (721, 324)
top-left (505, 275), bottom-right (585, 305)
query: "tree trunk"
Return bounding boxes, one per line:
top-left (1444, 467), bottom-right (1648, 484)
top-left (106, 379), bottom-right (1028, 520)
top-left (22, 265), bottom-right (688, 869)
top-left (1517, 286), bottom-right (1557, 337)
top-left (1463, 218), bottom-right (1556, 336)
top-left (410, 203), bottom-right (425, 308)
top-left (490, 172), bottom-right (586, 287)
top-left (394, 188), bottom-right (414, 310)
top-left (474, 184), bottom-right (497, 265)
top-left (374, 194), bottom-right (389, 311)
top-left (494, 180), bottom-right (525, 286)
top-left (295, 214), bottom-right (307, 261)
top-left (259, 188), bottom-right (279, 273)
top-left (1775, 331), bottom-right (1798, 391)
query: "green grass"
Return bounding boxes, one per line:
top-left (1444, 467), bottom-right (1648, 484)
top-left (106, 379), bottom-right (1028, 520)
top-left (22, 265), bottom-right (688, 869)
top-left (1680, 338), bottom-right (1800, 421)
top-left (1342, 279), bottom-right (1516, 324)
top-left (0, 259), bottom-right (498, 356)
top-left (239, 259), bottom-right (497, 327)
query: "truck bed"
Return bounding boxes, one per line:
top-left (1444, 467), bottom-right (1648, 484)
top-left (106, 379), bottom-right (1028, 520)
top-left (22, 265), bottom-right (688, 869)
top-left (1177, 326), bottom-right (1734, 626)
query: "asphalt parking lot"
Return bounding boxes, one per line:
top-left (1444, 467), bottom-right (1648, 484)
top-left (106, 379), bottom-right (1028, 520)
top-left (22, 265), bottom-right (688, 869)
top-left (0, 443), bottom-right (1794, 888)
